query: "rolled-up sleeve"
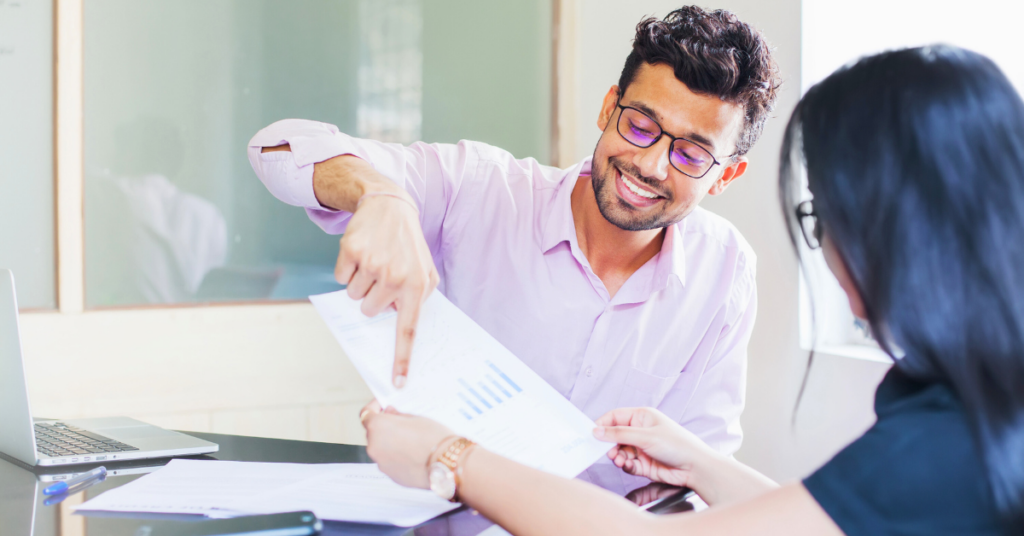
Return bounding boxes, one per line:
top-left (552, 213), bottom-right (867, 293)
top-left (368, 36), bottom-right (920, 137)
top-left (247, 119), bottom-right (344, 207)
top-left (247, 119), bottom-right (475, 244)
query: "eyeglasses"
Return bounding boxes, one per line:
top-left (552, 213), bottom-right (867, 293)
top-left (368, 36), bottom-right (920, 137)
top-left (796, 200), bottom-right (822, 250)
top-left (615, 103), bottom-right (723, 179)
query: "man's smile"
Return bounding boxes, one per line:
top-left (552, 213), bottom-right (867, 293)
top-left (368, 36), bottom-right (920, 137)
top-left (614, 165), bottom-right (665, 208)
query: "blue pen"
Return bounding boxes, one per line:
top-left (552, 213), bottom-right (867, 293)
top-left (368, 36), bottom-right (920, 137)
top-left (43, 466), bottom-right (107, 496)
top-left (43, 474), bottom-right (106, 506)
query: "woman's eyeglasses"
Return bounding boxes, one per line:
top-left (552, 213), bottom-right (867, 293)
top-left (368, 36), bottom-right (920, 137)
top-left (615, 104), bottom-right (723, 179)
top-left (796, 200), bottom-right (822, 250)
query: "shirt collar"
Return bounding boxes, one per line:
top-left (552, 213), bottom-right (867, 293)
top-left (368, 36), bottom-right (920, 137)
top-left (539, 157), bottom-right (590, 254)
top-left (607, 222), bottom-right (688, 305)
top-left (539, 156), bottom-right (688, 292)
top-left (654, 221), bottom-right (688, 289)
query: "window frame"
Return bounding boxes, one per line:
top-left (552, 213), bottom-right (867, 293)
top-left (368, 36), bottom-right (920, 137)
top-left (17, 0), bottom-right (575, 446)
top-left (46, 0), bottom-right (569, 315)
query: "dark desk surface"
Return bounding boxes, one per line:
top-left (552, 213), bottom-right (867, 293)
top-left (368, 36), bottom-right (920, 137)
top-left (0, 431), bottom-right (693, 536)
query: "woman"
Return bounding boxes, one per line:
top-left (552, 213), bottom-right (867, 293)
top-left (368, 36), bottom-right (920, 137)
top-left (360, 45), bottom-right (1024, 535)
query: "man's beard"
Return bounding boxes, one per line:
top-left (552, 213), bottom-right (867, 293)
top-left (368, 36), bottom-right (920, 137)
top-left (591, 155), bottom-right (677, 231)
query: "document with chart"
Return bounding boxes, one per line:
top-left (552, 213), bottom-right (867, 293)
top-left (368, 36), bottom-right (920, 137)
top-left (309, 290), bottom-right (609, 479)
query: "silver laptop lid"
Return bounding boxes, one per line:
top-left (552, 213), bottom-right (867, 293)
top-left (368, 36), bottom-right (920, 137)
top-left (0, 269), bottom-right (39, 465)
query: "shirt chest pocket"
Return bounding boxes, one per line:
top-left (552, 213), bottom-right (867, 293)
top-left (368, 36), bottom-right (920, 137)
top-left (618, 366), bottom-right (681, 408)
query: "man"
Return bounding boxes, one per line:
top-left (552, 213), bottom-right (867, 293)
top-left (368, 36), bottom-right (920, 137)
top-left (248, 6), bottom-right (780, 454)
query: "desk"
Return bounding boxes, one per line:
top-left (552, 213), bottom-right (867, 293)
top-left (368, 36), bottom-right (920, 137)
top-left (0, 431), bottom-right (693, 536)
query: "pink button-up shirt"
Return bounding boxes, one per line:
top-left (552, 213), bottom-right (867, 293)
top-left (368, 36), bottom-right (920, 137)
top-left (248, 119), bottom-right (757, 454)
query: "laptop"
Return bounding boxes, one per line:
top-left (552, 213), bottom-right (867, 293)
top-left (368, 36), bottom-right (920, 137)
top-left (0, 269), bottom-right (218, 467)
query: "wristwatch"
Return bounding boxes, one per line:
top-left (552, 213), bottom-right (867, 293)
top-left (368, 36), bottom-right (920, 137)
top-left (428, 436), bottom-right (475, 502)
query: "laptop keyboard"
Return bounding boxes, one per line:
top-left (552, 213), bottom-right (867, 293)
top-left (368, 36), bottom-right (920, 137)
top-left (34, 422), bottom-right (139, 458)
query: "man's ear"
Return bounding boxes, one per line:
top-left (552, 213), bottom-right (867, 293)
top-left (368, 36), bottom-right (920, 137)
top-left (597, 86), bottom-right (620, 131)
top-left (708, 157), bottom-right (748, 196)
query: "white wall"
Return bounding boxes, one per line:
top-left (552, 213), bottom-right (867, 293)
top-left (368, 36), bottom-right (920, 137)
top-left (573, 0), bottom-right (890, 481)
top-left (803, 0), bottom-right (1024, 93)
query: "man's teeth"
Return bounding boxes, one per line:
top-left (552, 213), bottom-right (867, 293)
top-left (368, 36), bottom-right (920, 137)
top-left (621, 174), bottom-right (659, 199)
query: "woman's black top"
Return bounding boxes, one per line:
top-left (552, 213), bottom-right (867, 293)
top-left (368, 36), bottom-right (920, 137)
top-left (803, 366), bottom-right (1002, 535)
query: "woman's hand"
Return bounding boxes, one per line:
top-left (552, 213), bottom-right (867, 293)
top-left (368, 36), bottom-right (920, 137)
top-left (360, 400), bottom-right (454, 489)
top-left (593, 407), bottom-right (719, 489)
top-left (594, 407), bottom-right (778, 506)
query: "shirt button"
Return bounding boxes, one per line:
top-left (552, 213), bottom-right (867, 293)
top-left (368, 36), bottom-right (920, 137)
top-left (585, 366), bottom-right (594, 378)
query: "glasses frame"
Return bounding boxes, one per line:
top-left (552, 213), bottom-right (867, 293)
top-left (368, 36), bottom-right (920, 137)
top-left (614, 103), bottom-right (724, 179)
top-left (796, 200), bottom-right (822, 250)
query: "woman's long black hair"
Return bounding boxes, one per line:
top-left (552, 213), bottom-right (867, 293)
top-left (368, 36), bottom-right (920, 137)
top-left (780, 46), bottom-right (1024, 532)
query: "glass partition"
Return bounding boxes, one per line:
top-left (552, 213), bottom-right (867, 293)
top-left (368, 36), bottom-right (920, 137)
top-left (84, 0), bottom-right (552, 308)
top-left (0, 0), bottom-right (57, 310)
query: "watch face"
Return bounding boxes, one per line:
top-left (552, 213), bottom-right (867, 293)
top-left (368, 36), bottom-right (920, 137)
top-left (429, 462), bottom-right (456, 501)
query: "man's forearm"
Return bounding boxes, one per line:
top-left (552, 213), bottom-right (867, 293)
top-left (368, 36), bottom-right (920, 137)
top-left (261, 144), bottom-right (408, 212)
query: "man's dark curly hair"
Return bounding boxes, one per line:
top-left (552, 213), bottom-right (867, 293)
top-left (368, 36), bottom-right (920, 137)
top-left (618, 6), bottom-right (781, 157)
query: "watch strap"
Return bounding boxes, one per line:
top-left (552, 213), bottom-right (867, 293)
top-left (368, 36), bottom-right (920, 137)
top-left (434, 437), bottom-right (475, 501)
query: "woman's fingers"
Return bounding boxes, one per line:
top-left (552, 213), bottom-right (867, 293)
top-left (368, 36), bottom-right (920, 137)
top-left (362, 399), bottom-right (382, 415)
top-left (360, 399), bottom-right (383, 428)
top-left (593, 424), bottom-right (654, 449)
top-left (595, 407), bottom-right (669, 431)
top-left (594, 407), bottom-right (647, 428)
top-left (360, 399), bottom-right (403, 432)
top-left (623, 452), bottom-right (654, 477)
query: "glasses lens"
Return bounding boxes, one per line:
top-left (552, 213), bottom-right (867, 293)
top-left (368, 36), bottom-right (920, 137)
top-left (797, 202), bottom-right (821, 249)
top-left (618, 107), bottom-right (661, 148)
top-left (670, 139), bottom-right (714, 177)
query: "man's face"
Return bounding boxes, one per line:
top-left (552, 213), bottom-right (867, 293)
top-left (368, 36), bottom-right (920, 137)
top-left (591, 63), bottom-right (748, 231)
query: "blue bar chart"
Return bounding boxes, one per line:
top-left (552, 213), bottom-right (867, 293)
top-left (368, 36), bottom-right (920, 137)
top-left (456, 361), bottom-right (523, 420)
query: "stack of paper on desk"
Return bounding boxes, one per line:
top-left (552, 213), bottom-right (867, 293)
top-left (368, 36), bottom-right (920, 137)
top-left (76, 459), bottom-right (459, 527)
top-left (221, 463), bottom-right (459, 526)
top-left (310, 290), bottom-right (610, 479)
